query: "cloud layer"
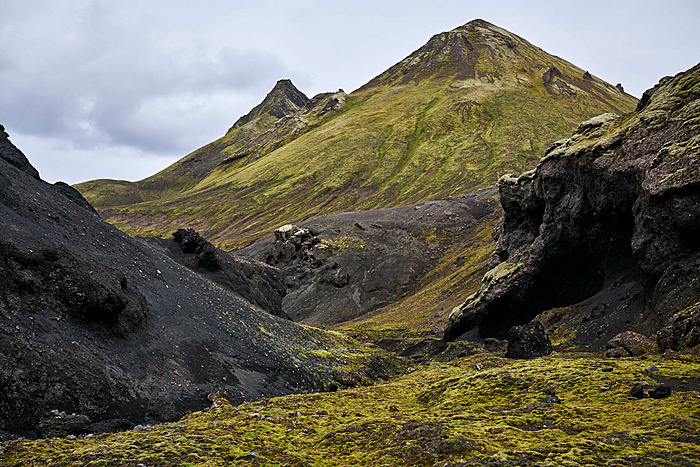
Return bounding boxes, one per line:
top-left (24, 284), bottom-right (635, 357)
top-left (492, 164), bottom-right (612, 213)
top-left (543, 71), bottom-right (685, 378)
top-left (2, 0), bottom-right (698, 184)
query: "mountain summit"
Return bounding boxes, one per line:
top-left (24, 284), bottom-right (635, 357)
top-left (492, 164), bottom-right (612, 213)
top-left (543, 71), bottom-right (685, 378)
top-left (228, 79), bottom-right (309, 132)
top-left (77, 20), bottom-right (638, 249)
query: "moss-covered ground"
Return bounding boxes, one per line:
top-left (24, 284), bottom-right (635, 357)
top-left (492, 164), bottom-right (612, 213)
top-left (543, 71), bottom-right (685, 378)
top-left (3, 352), bottom-right (699, 466)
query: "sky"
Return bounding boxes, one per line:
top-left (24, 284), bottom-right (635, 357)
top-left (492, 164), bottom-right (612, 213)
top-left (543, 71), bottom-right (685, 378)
top-left (1, 0), bottom-right (698, 185)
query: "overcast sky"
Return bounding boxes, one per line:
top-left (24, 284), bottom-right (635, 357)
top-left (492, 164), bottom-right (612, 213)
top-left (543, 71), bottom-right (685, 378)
top-left (2, 0), bottom-right (698, 185)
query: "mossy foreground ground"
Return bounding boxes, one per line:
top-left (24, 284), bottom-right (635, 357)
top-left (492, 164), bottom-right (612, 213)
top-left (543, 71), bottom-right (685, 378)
top-left (3, 352), bottom-right (699, 466)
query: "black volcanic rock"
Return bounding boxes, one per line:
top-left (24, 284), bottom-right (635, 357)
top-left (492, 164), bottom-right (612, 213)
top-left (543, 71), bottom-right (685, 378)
top-left (144, 229), bottom-right (288, 319)
top-left (445, 63), bottom-right (700, 344)
top-left (505, 321), bottom-right (552, 359)
top-left (0, 127), bottom-right (390, 435)
top-left (0, 124), bottom-right (39, 179)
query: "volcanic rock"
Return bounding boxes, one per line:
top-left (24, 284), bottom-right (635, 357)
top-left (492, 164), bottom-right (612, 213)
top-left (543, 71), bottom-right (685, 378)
top-left (144, 229), bottom-right (288, 318)
top-left (606, 331), bottom-right (657, 357)
top-left (505, 321), bottom-right (552, 359)
top-left (240, 190), bottom-right (499, 326)
top-left (445, 63), bottom-right (700, 344)
top-left (0, 127), bottom-right (391, 434)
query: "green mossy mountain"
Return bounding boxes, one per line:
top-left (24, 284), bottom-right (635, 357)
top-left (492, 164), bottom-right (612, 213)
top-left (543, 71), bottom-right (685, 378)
top-left (76, 19), bottom-right (637, 249)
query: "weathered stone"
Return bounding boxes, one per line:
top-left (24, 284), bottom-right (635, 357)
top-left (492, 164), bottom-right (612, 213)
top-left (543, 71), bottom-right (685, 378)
top-left (607, 331), bottom-right (657, 356)
top-left (657, 303), bottom-right (700, 352)
top-left (631, 382), bottom-right (648, 399)
top-left (505, 321), bottom-right (552, 359)
top-left (35, 414), bottom-right (92, 438)
top-left (649, 386), bottom-right (672, 399)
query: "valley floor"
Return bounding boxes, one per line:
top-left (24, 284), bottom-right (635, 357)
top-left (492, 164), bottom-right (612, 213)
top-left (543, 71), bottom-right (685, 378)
top-left (2, 350), bottom-right (699, 466)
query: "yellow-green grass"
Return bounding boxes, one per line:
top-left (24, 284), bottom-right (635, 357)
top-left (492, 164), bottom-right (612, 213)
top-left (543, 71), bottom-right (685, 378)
top-left (4, 353), bottom-right (699, 466)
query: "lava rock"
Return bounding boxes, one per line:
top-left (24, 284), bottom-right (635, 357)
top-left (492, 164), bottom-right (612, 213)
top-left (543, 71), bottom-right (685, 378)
top-left (657, 303), bottom-right (700, 352)
top-left (649, 386), bottom-right (672, 399)
top-left (505, 321), bottom-right (552, 359)
top-left (445, 63), bottom-right (700, 344)
top-left (631, 382), bottom-right (648, 399)
top-left (146, 229), bottom-right (288, 319)
top-left (606, 331), bottom-right (657, 357)
top-left (35, 414), bottom-right (92, 439)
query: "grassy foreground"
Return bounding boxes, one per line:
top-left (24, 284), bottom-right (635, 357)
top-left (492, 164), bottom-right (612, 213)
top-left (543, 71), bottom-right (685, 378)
top-left (3, 352), bottom-right (699, 466)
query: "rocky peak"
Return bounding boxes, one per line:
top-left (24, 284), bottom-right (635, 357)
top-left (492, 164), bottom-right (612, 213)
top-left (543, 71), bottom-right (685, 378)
top-left (228, 79), bottom-right (309, 132)
top-left (0, 124), bottom-right (40, 179)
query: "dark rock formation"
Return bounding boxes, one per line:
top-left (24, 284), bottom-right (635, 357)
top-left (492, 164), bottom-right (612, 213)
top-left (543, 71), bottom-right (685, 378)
top-left (0, 127), bottom-right (389, 435)
top-left (35, 414), bottom-right (92, 439)
top-left (0, 124), bottom-right (39, 179)
top-left (144, 229), bottom-right (288, 318)
top-left (445, 63), bottom-right (700, 344)
top-left (657, 302), bottom-right (700, 352)
top-left (239, 189), bottom-right (499, 326)
top-left (505, 321), bottom-right (552, 359)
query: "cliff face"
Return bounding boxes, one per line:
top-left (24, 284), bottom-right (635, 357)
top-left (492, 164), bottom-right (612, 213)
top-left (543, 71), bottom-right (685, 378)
top-left (445, 63), bottom-right (700, 346)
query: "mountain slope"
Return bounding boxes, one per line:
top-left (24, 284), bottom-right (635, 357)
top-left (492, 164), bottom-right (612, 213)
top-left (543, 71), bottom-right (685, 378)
top-left (0, 126), bottom-right (395, 435)
top-left (77, 19), bottom-right (637, 249)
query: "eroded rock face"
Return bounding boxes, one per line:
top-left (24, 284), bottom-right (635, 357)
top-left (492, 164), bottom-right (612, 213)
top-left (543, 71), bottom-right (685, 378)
top-left (445, 63), bottom-right (700, 343)
top-left (657, 302), bottom-right (700, 352)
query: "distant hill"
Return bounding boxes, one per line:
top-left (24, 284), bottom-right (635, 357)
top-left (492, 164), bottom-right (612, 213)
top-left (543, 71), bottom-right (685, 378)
top-left (76, 19), bottom-right (637, 249)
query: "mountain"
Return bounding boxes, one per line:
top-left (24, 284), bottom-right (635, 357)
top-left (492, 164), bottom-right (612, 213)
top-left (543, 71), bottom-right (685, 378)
top-left (76, 19), bottom-right (638, 250)
top-left (0, 126), bottom-right (394, 435)
top-left (445, 62), bottom-right (700, 350)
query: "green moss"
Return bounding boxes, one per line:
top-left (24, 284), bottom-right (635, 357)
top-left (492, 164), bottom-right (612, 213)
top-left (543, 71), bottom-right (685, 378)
top-left (5, 353), bottom-right (699, 466)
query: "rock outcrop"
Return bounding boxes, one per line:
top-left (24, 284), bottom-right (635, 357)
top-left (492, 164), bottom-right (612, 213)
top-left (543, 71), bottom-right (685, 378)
top-left (445, 63), bottom-right (700, 345)
top-left (228, 79), bottom-right (309, 132)
top-left (144, 229), bottom-right (288, 318)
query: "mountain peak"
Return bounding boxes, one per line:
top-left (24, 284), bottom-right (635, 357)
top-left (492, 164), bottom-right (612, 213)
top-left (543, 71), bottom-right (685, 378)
top-left (228, 79), bottom-right (309, 132)
top-left (358, 19), bottom-right (541, 90)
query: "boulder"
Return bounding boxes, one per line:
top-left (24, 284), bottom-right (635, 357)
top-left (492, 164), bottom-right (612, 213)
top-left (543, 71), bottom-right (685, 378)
top-left (35, 414), bottom-right (92, 438)
top-left (505, 321), bottom-right (552, 359)
top-left (606, 331), bottom-right (657, 357)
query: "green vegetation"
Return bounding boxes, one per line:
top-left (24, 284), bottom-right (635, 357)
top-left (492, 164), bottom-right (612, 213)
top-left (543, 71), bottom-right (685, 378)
top-left (4, 352), bottom-right (699, 466)
top-left (76, 22), bottom-right (637, 250)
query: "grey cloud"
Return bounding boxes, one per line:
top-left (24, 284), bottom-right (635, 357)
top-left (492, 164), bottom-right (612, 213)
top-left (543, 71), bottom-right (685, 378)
top-left (0, 1), bottom-right (290, 155)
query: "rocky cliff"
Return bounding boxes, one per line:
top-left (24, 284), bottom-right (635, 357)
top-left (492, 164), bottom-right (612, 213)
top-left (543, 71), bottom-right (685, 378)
top-left (444, 63), bottom-right (700, 349)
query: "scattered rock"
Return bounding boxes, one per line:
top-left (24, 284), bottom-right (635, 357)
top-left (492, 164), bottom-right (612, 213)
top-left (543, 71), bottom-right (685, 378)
top-left (505, 321), bottom-right (552, 359)
top-left (541, 395), bottom-right (561, 404)
top-left (645, 365), bottom-right (659, 374)
top-left (606, 331), bottom-right (657, 357)
top-left (631, 382), bottom-right (648, 399)
top-left (649, 386), bottom-right (672, 399)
